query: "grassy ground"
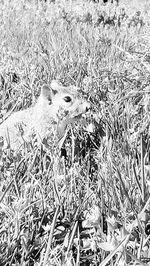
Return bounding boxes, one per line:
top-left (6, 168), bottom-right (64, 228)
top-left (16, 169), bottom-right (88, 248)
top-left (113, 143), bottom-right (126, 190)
top-left (0, 0), bottom-right (150, 265)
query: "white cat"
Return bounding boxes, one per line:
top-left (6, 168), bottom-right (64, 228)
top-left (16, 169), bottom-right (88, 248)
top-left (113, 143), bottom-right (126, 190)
top-left (0, 80), bottom-right (90, 151)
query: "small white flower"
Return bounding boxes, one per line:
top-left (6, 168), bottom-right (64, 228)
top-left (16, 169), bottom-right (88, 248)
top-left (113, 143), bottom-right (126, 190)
top-left (83, 205), bottom-right (101, 228)
top-left (86, 123), bottom-right (95, 133)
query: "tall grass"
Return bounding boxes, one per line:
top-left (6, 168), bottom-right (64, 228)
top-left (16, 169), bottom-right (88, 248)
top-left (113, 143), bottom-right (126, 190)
top-left (0, 0), bottom-right (150, 265)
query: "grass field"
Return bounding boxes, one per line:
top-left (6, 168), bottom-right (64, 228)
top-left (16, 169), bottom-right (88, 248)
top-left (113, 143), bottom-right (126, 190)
top-left (0, 0), bottom-right (150, 265)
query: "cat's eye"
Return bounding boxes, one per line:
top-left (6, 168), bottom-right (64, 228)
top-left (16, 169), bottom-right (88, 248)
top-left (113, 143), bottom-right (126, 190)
top-left (64, 96), bottom-right (72, 102)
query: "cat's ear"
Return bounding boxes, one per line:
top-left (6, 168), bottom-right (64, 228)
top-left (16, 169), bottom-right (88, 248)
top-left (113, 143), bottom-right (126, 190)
top-left (40, 84), bottom-right (51, 101)
top-left (40, 81), bottom-right (63, 102)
